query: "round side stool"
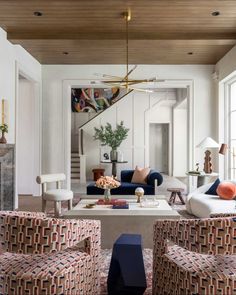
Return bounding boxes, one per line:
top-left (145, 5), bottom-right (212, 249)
top-left (167, 188), bottom-right (185, 205)
top-left (92, 168), bottom-right (105, 181)
top-left (43, 189), bottom-right (73, 217)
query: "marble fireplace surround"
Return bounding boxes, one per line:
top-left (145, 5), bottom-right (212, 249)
top-left (0, 144), bottom-right (14, 210)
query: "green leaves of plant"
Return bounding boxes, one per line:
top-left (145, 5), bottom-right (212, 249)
top-left (0, 123), bottom-right (8, 133)
top-left (94, 121), bottom-right (129, 149)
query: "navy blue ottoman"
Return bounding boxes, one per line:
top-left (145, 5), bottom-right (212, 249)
top-left (107, 234), bottom-right (147, 295)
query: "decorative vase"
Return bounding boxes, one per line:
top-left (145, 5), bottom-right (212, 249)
top-left (110, 149), bottom-right (118, 161)
top-left (104, 188), bottom-right (111, 202)
top-left (0, 132), bottom-right (7, 144)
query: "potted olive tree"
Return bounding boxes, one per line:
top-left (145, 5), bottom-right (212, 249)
top-left (94, 121), bottom-right (129, 161)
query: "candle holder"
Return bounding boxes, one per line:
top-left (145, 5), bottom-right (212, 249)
top-left (135, 187), bottom-right (144, 203)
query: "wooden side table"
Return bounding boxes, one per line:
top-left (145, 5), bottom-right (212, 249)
top-left (92, 168), bottom-right (105, 181)
top-left (167, 188), bottom-right (185, 205)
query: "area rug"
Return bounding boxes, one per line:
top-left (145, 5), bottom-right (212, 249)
top-left (100, 248), bottom-right (152, 295)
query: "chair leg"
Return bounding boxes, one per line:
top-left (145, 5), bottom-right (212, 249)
top-left (55, 201), bottom-right (61, 217)
top-left (42, 199), bottom-right (47, 213)
top-left (68, 199), bottom-right (73, 210)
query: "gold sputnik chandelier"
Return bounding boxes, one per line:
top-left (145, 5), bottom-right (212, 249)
top-left (98, 9), bottom-right (164, 93)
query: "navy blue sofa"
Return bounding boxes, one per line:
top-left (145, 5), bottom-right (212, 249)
top-left (86, 169), bottom-right (163, 195)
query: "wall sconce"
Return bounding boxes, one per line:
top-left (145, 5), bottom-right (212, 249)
top-left (196, 137), bottom-right (219, 173)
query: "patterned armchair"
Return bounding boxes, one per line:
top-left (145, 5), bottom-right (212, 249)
top-left (153, 217), bottom-right (236, 295)
top-left (0, 211), bottom-right (101, 295)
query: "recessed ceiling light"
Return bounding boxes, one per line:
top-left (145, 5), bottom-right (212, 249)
top-left (63, 51), bottom-right (69, 55)
top-left (34, 11), bottom-right (43, 16)
top-left (211, 11), bottom-right (220, 16)
top-left (188, 52), bottom-right (193, 55)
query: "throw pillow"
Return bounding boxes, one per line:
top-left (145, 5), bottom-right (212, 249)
top-left (205, 178), bottom-right (220, 195)
top-left (216, 181), bottom-right (236, 200)
top-left (131, 166), bottom-right (150, 184)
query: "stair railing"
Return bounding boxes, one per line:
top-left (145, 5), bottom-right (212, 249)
top-left (78, 128), bottom-right (86, 183)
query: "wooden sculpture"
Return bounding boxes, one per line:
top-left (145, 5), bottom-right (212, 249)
top-left (203, 150), bottom-right (212, 173)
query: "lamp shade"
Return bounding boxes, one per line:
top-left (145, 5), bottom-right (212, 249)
top-left (219, 143), bottom-right (228, 155)
top-left (196, 137), bottom-right (219, 149)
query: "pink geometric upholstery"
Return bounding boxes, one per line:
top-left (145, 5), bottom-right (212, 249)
top-left (0, 211), bottom-right (101, 295)
top-left (153, 217), bottom-right (236, 295)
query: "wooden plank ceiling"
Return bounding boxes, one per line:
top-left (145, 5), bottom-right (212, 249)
top-left (0, 0), bottom-right (236, 64)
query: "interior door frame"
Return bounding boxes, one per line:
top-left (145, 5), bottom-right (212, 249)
top-left (144, 80), bottom-right (194, 177)
top-left (15, 61), bottom-right (42, 207)
top-left (62, 79), bottom-right (194, 188)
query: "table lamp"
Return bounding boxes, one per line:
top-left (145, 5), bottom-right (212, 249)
top-left (196, 137), bottom-right (219, 173)
top-left (219, 143), bottom-right (236, 179)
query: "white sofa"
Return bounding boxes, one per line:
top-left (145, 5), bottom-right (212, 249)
top-left (186, 182), bottom-right (236, 218)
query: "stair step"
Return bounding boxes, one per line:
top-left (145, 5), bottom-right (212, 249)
top-left (71, 167), bottom-right (80, 173)
top-left (71, 158), bottom-right (80, 163)
top-left (71, 153), bottom-right (79, 158)
top-left (71, 162), bottom-right (80, 168)
top-left (71, 173), bottom-right (80, 178)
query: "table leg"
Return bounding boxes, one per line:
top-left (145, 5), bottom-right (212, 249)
top-left (112, 162), bottom-right (117, 177)
top-left (197, 176), bottom-right (206, 187)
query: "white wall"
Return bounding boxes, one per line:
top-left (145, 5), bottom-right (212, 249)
top-left (215, 45), bottom-right (236, 82)
top-left (0, 28), bottom-right (41, 143)
top-left (42, 65), bottom-right (214, 182)
top-left (0, 27), bottom-right (42, 203)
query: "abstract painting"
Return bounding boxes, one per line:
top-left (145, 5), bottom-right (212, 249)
top-left (71, 87), bottom-right (125, 112)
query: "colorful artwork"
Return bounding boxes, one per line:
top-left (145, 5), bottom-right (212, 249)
top-left (71, 87), bottom-right (124, 112)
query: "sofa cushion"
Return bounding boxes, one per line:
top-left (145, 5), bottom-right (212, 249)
top-left (205, 178), bottom-right (220, 195)
top-left (87, 182), bottom-right (154, 195)
top-left (147, 170), bottom-right (163, 186)
top-left (112, 182), bottom-right (154, 195)
top-left (217, 182), bottom-right (236, 200)
top-left (186, 193), bottom-right (236, 218)
top-left (121, 170), bottom-right (134, 182)
top-left (131, 166), bottom-right (150, 184)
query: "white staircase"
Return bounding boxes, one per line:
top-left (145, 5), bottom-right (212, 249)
top-left (71, 152), bottom-right (80, 183)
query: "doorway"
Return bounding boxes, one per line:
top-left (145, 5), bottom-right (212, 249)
top-left (149, 123), bottom-right (169, 174)
top-left (16, 74), bottom-right (40, 199)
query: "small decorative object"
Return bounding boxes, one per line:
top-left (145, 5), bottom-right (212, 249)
top-left (0, 123), bottom-right (8, 144)
top-left (94, 121), bottom-right (129, 162)
top-left (135, 187), bottom-right (145, 203)
top-left (196, 137), bottom-right (219, 174)
top-left (196, 163), bottom-right (200, 172)
top-left (84, 203), bottom-right (96, 209)
top-left (104, 153), bottom-right (109, 160)
top-left (140, 197), bottom-right (159, 208)
top-left (95, 176), bottom-right (120, 202)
